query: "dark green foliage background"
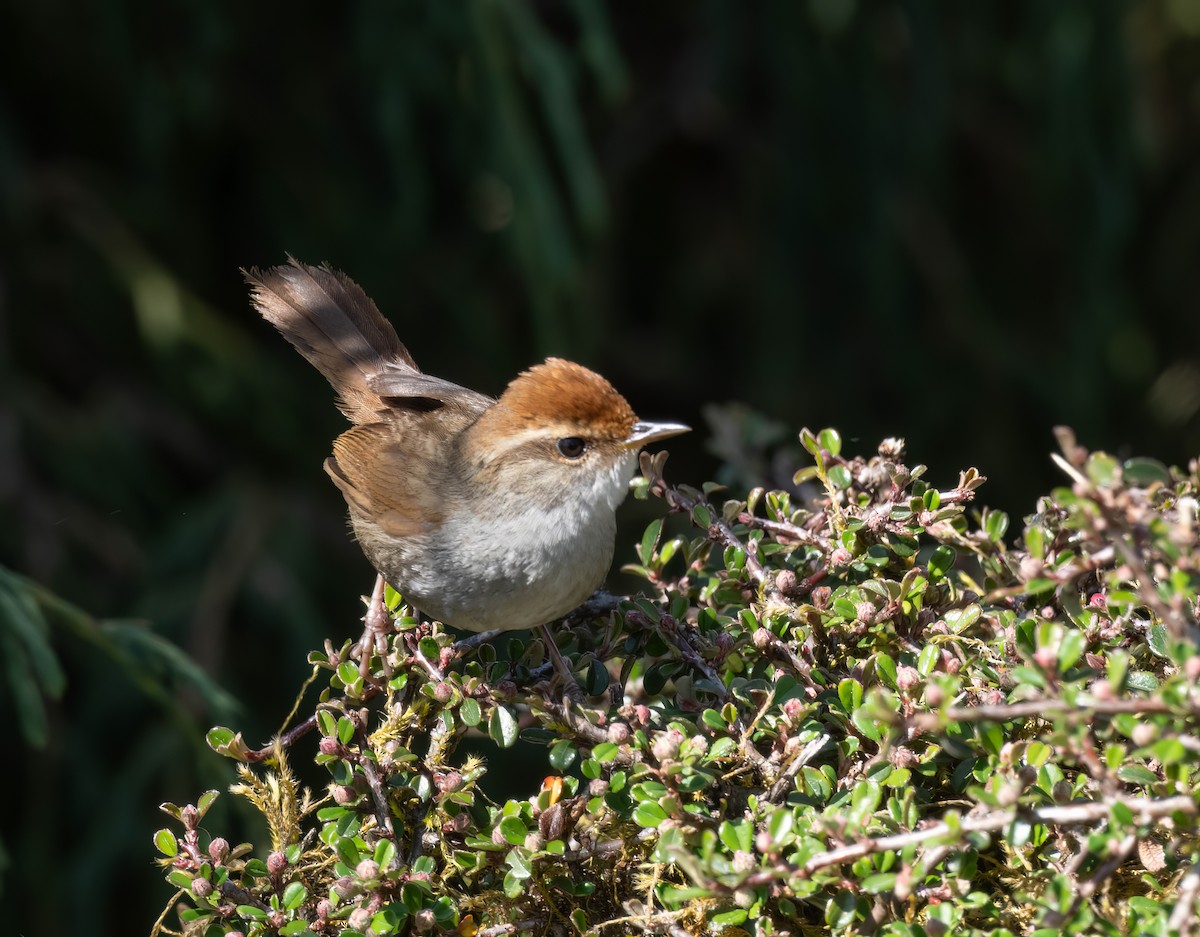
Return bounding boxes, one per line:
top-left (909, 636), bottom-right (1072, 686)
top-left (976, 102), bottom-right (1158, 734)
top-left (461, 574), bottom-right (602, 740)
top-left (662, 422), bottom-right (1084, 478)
top-left (1, 2), bottom-right (1198, 934)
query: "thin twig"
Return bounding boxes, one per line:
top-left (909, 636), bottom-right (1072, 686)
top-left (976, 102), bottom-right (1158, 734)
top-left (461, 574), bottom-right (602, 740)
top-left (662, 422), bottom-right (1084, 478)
top-left (1168, 860), bottom-right (1200, 936)
top-left (357, 574), bottom-right (391, 679)
top-left (801, 795), bottom-right (1195, 875)
top-left (535, 697), bottom-right (625, 753)
top-left (907, 696), bottom-right (1192, 733)
top-left (740, 514), bottom-right (831, 548)
top-left (477, 920), bottom-right (543, 936)
top-left (355, 726), bottom-right (395, 839)
top-left (659, 483), bottom-right (770, 589)
top-left (764, 733), bottom-right (833, 802)
top-left (1043, 833), bottom-right (1137, 927)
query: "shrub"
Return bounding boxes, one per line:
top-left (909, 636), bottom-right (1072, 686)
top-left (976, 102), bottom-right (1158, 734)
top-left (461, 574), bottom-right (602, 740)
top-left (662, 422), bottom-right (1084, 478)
top-left (152, 427), bottom-right (1200, 936)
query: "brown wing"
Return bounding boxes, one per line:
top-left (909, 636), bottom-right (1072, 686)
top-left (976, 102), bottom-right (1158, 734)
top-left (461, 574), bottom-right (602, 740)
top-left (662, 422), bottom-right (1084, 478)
top-left (324, 410), bottom-right (471, 538)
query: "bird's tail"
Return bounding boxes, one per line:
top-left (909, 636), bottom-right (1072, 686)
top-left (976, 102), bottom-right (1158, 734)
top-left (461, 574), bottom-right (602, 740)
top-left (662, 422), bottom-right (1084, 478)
top-left (245, 258), bottom-right (417, 422)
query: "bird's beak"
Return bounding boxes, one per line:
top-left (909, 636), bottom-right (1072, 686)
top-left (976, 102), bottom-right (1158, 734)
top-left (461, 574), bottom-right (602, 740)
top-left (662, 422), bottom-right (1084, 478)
top-left (621, 420), bottom-right (691, 450)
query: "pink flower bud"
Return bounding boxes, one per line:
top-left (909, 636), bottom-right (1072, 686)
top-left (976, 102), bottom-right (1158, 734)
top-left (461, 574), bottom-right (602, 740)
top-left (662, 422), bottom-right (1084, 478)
top-left (732, 850), bottom-right (755, 873)
top-left (318, 736), bottom-right (341, 756)
top-left (356, 858), bottom-right (380, 880)
top-left (895, 666), bottom-right (920, 691)
top-left (651, 729), bottom-right (684, 762)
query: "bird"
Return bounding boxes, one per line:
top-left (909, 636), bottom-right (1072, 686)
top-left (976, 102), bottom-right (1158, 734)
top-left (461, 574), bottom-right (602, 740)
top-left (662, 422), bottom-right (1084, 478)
top-left (246, 259), bottom-right (689, 684)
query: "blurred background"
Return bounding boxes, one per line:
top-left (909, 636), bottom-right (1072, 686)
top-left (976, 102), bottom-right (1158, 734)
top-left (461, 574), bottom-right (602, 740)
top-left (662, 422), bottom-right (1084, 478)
top-left (2, 1), bottom-right (1200, 933)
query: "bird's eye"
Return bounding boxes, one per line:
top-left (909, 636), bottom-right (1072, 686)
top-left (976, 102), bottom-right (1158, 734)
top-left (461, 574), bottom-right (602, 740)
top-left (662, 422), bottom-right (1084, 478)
top-left (556, 436), bottom-right (587, 459)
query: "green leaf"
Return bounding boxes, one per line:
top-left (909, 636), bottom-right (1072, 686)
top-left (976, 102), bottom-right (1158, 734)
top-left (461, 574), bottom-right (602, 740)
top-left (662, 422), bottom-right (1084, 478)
top-left (864, 544), bottom-right (890, 567)
top-left (818, 427), bottom-right (842, 455)
top-left (767, 808), bottom-right (794, 843)
top-left (503, 869), bottom-right (524, 899)
top-left (838, 678), bottom-right (863, 712)
top-left (640, 518), bottom-right (663, 564)
top-left (459, 697), bottom-right (482, 727)
top-left (1122, 457), bottom-right (1170, 487)
top-left (418, 636), bottom-right (441, 662)
top-left (984, 510), bottom-right (1009, 542)
top-left (917, 643), bottom-right (939, 677)
top-left (851, 706), bottom-right (882, 742)
top-left (499, 816), bottom-right (527, 846)
top-left (374, 838), bottom-right (396, 870)
top-left (719, 819), bottom-right (752, 853)
top-left (928, 545), bottom-right (956, 578)
top-left (875, 653), bottom-right (897, 689)
top-left (658, 884), bottom-right (716, 906)
top-left (1085, 452), bottom-right (1119, 486)
top-left (1025, 578), bottom-right (1056, 596)
top-left (0, 571), bottom-right (66, 748)
top-left (642, 660), bottom-right (677, 696)
top-left (861, 873), bottom-right (898, 894)
top-left (1146, 623), bottom-right (1169, 659)
top-left (1117, 765), bottom-right (1158, 787)
top-left (282, 881), bottom-right (308, 911)
top-left (488, 705), bottom-right (519, 748)
top-left (1127, 671), bottom-right (1160, 691)
top-left (633, 802), bottom-right (669, 828)
top-left (154, 829), bottom-right (178, 857)
top-left (1025, 525), bottom-right (1045, 560)
top-left (1058, 629), bottom-right (1086, 671)
top-left (372, 903), bottom-right (408, 934)
top-left (1150, 738), bottom-right (1186, 765)
top-left (549, 739), bottom-right (576, 772)
top-left (976, 722), bottom-right (1003, 756)
top-left (584, 659), bottom-right (610, 696)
